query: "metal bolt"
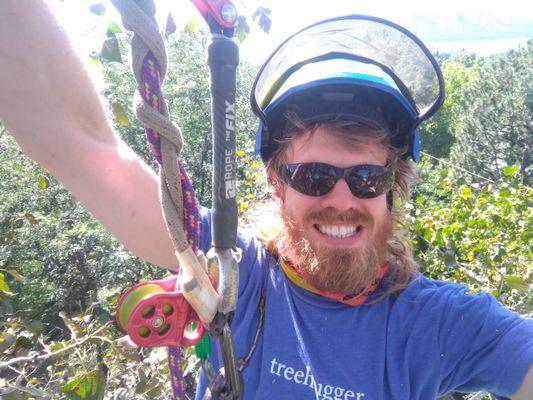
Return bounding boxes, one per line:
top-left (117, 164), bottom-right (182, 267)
top-left (152, 316), bottom-right (164, 328)
top-left (220, 4), bottom-right (237, 24)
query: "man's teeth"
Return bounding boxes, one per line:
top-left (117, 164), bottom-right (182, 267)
top-left (317, 225), bottom-right (359, 238)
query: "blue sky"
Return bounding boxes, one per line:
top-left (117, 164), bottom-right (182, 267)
top-left (51, 0), bottom-right (532, 63)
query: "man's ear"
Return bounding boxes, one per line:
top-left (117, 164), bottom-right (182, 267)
top-left (386, 190), bottom-right (393, 211)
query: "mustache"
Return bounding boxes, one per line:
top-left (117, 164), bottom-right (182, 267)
top-left (306, 208), bottom-right (373, 226)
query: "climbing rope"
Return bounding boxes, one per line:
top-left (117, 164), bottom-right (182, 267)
top-left (112, 0), bottom-right (199, 253)
top-left (111, 0), bottom-right (201, 398)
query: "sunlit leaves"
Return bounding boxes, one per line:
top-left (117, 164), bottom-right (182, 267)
top-left (252, 7), bottom-right (272, 33)
top-left (502, 164), bottom-right (519, 177)
top-left (62, 369), bottom-right (106, 400)
top-left (235, 16), bottom-right (250, 43)
top-left (503, 275), bottom-right (530, 292)
top-left (413, 159), bottom-right (532, 311)
top-left (6, 269), bottom-right (27, 284)
top-left (165, 12), bottom-right (177, 36)
top-left (0, 273), bottom-right (12, 296)
top-left (100, 37), bottom-right (122, 63)
top-left (446, 44), bottom-right (533, 184)
top-left (24, 212), bottom-right (38, 225)
top-left (0, 331), bottom-right (16, 353)
top-left (40, 175), bottom-right (50, 189)
top-left (110, 103), bottom-right (130, 127)
top-left (106, 22), bottom-right (122, 35)
top-left (236, 7), bottom-right (272, 43)
top-left (1, 385), bottom-right (52, 398)
top-left (185, 18), bottom-right (200, 34)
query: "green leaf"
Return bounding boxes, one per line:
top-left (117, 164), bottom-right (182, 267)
top-left (252, 7), bottom-right (272, 33)
top-left (185, 18), bottom-right (200, 34)
top-left (0, 388), bottom-right (20, 400)
top-left (502, 164), bottom-right (519, 177)
top-left (89, 3), bottom-right (106, 16)
top-left (89, 52), bottom-right (101, 70)
top-left (235, 16), bottom-right (250, 43)
top-left (16, 335), bottom-right (33, 349)
top-left (111, 103), bottom-right (130, 127)
top-left (237, 15), bottom-right (250, 34)
top-left (0, 332), bottom-right (16, 353)
top-left (0, 273), bottom-right (11, 293)
top-left (443, 250), bottom-right (456, 268)
top-left (5, 385), bottom-right (52, 398)
top-left (499, 188), bottom-right (511, 199)
top-left (165, 12), bottom-right (177, 35)
top-left (100, 37), bottom-right (122, 63)
top-left (462, 186), bottom-right (472, 200)
top-left (39, 176), bottom-right (50, 189)
top-left (106, 22), bottom-right (122, 35)
top-left (62, 370), bottom-right (106, 400)
top-left (439, 168), bottom-right (449, 178)
top-left (135, 368), bottom-right (148, 394)
top-left (24, 212), bottom-right (38, 225)
top-left (235, 29), bottom-right (246, 44)
top-left (7, 269), bottom-right (27, 284)
top-left (25, 320), bottom-right (45, 334)
top-left (503, 275), bottom-right (530, 292)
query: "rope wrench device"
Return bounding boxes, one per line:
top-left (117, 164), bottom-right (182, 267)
top-left (192, 0), bottom-right (242, 398)
top-left (115, 0), bottom-right (242, 398)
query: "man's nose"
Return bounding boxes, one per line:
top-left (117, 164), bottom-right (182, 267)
top-left (318, 178), bottom-right (357, 211)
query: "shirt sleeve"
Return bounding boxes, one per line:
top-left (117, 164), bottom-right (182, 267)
top-left (436, 284), bottom-right (533, 398)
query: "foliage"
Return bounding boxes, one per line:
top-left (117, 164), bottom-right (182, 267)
top-left (433, 42), bottom-right (533, 185)
top-left (424, 42), bottom-right (532, 186)
top-left (0, 129), bottom-right (174, 398)
top-left (420, 53), bottom-right (479, 159)
top-left (412, 159), bottom-right (532, 314)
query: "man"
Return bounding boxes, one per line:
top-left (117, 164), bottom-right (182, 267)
top-left (0, 2), bottom-right (531, 399)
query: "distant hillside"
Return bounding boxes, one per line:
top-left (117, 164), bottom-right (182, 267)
top-left (409, 10), bottom-right (532, 41)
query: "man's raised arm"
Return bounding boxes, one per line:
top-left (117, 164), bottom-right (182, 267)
top-left (0, 0), bottom-right (178, 269)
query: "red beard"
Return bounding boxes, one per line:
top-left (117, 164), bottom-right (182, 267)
top-left (279, 207), bottom-right (392, 295)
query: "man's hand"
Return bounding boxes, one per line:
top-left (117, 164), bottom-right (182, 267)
top-left (0, 0), bottom-right (178, 269)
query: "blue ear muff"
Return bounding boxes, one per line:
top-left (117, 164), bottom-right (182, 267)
top-left (410, 128), bottom-right (421, 162)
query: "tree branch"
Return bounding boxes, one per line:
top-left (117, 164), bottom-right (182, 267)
top-left (0, 156), bottom-right (18, 163)
top-left (0, 322), bottom-right (113, 370)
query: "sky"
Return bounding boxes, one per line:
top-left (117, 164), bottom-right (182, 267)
top-left (50, 0), bottom-right (533, 64)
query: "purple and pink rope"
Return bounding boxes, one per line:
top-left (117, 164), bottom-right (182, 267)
top-left (141, 50), bottom-right (201, 400)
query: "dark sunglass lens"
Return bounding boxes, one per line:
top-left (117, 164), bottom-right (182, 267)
top-left (289, 163), bottom-right (337, 196)
top-left (347, 165), bottom-right (393, 198)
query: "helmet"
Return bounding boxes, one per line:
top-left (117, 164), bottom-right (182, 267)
top-left (251, 15), bottom-right (445, 162)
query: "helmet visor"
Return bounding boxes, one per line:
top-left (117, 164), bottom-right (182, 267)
top-left (252, 15), bottom-right (444, 123)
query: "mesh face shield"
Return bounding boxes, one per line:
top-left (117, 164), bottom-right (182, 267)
top-left (251, 15), bottom-right (445, 162)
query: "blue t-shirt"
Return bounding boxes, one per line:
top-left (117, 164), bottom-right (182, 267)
top-left (196, 209), bottom-right (533, 399)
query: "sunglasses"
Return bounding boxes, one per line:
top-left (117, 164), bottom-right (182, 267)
top-left (279, 162), bottom-right (395, 198)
